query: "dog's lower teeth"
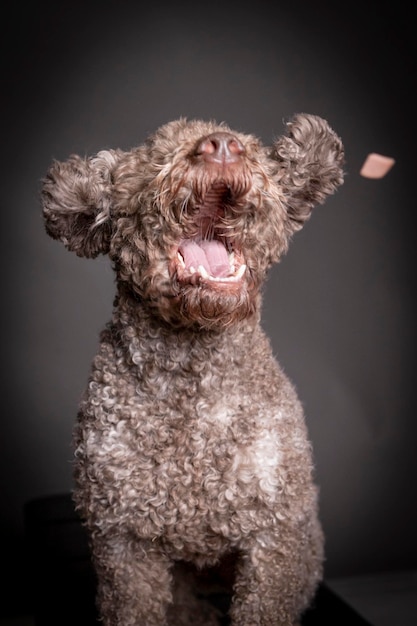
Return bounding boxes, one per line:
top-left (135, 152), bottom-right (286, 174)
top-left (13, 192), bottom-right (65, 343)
top-left (198, 265), bottom-right (209, 278)
top-left (183, 262), bottom-right (247, 283)
top-left (203, 264), bottom-right (246, 282)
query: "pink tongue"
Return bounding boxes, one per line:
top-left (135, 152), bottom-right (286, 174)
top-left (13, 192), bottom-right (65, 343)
top-left (200, 240), bottom-right (230, 277)
top-left (179, 240), bottom-right (230, 277)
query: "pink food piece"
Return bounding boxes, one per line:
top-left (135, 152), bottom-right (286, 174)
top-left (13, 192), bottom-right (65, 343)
top-left (200, 240), bottom-right (230, 277)
top-left (360, 153), bottom-right (395, 179)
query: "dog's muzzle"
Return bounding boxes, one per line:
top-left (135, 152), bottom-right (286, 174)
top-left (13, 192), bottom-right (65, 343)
top-left (172, 132), bottom-right (252, 288)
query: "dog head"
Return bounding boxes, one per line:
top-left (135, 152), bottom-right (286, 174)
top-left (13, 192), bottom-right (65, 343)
top-left (42, 114), bottom-right (344, 329)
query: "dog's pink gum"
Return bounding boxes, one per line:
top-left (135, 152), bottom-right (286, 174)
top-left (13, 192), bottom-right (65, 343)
top-left (360, 153), bottom-right (395, 178)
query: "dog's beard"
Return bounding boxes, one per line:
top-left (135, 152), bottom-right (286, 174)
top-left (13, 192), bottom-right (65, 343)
top-left (173, 172), bottom-right (253, 283)
top-left (166, 174), bottom-right (259, 328)
top-left (178, 182), bottom-right (236, 280)
top-left (173, 281), bottom-right (260, 330)
top-left (125, 162), bottom-right (268, 329)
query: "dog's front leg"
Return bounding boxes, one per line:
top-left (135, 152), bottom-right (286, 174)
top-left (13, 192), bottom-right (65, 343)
top-left (91, 531), bottom-right (173, 626)
top-left (229, 528), bottom-right (322, 626)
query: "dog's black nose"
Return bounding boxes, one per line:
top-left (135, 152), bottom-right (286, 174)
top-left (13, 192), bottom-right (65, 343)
top-left (195, 132), bottom-right (244, 164)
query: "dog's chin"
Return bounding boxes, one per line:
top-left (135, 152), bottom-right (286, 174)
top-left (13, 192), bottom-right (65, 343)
top-left (169, 257), bottom-right (259, 330)
top-left (174, 282), bottom-right (258, 330)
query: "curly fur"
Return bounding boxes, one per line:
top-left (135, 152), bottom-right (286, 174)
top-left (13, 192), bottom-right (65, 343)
top-left (42, 114), bottom-right (344, 625)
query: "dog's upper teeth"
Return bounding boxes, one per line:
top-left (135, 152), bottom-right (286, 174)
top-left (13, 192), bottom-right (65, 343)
top-left (235, 264), bottom-right (246, 279)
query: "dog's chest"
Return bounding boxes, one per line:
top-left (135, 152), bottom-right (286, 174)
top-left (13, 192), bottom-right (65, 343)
top-left (131, 356), bottom-right (284, 509)
top-left (149, 400), bottom-right (283, 495)
top-left (89, 393), bottom-right (285, 537)
top-left (81, 323), bottom-right (294, 538)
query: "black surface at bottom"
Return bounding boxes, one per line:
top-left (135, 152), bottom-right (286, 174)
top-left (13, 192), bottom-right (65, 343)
top-left (24, 494), bottom-right (372, 625)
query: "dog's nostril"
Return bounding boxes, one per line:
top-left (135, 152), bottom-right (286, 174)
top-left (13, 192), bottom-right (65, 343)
top-left (196, 132), bottom-right (244, 163)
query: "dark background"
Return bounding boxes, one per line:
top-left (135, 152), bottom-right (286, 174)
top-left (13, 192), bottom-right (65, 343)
top-left (2, 0), bottom-right (416, 616)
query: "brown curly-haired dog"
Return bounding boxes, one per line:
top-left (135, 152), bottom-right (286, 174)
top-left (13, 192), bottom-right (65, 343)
top-left (42, 114), bottom-right (344, 626)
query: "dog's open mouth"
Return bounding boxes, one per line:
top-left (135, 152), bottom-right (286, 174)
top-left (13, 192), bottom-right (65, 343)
top-left (174, 181), bottom-right (247, 286)
top-left (176, 239), bottom-right (246, 284)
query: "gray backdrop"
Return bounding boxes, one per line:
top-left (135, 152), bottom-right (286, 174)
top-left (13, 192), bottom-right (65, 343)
top-left (2, 0), bottom-right (416, 615)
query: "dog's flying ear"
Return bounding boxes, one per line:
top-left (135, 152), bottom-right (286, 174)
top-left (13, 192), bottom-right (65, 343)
top-left (272, 114), bottom-right (344, 232)
top-left (42, 149), bottom-right (124, 258)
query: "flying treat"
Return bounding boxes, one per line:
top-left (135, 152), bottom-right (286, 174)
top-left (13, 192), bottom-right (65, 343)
top-left (360, 152), bottom-right (395, 178)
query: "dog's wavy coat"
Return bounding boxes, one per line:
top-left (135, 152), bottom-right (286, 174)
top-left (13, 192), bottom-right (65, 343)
top-left (42, 114), bottom-right (344, 625)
